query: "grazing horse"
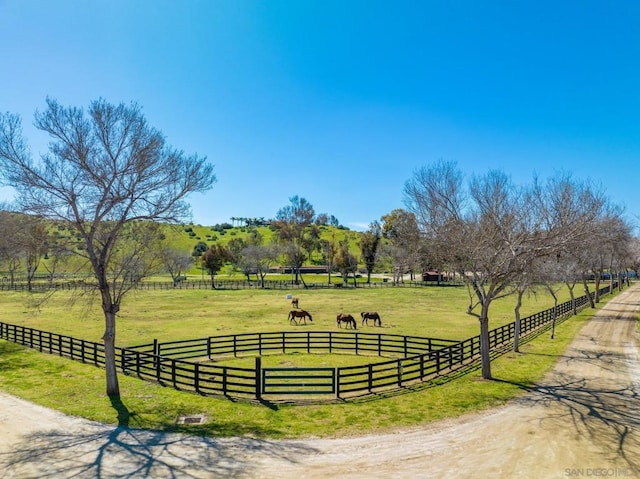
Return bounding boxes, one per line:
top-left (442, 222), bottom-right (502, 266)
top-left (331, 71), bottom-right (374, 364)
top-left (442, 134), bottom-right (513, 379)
top-left (336, 313), bottom-right (357, 329)
top-left (291, 297), bottom-right (299, 309)
top-left (289, 309), bottom-right (312, 325)
top-left (361, 311), bottom-right (382, 327)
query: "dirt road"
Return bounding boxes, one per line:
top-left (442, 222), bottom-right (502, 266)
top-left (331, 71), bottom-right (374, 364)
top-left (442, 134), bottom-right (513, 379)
top-left (1, 286), bottom-right (639, 478)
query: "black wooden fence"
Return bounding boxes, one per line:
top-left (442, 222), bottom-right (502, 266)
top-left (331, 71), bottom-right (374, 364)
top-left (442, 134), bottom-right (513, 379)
top-left (0, 283), bottom-right (615, 401)
top-left (0, 278), bottom-right (460, 292)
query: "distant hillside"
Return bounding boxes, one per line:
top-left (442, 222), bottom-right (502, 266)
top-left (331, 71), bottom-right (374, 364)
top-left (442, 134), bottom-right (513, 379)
top-left (25, 219), bottom-right (389, 277)
top-left (162, 222), bottom-right (366, 261)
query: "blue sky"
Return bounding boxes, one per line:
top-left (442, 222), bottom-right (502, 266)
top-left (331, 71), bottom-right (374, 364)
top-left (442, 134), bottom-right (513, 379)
top-left (1, 1), bottom-right (639, 231)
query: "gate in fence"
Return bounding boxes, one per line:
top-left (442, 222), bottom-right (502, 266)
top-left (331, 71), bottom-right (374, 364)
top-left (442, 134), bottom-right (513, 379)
top-left (260, 366), bottom-right (336, 396)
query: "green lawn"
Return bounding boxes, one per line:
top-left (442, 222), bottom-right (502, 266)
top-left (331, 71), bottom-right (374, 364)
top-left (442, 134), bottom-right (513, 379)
top-left (0, 283), bottom-right (615, 438)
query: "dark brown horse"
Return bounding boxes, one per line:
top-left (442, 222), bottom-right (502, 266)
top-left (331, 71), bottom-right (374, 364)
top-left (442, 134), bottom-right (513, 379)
top-left (361, 311), bottom-right (382, 327)
top-left (336, 313), bottom-right (357, 329)
top-left (291, 297), bottom-right (299, 308)
top-left (289, 309), bottom-right (312, 325)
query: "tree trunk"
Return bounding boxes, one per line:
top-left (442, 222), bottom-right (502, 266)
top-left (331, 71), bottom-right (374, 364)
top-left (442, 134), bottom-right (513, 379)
top-left (102, 308), bottom-right (120, 398)
top-left (479, 302), bottom-right (492, 379)
top-left (610, 269), bottom-right (614, 293)
top-left (513, 290), bottom-right (523, 353)
top-left (583, 276), bottom-right (595, 308)
top-left (565, 282), bottom-right (577, 315)
top-left (550, 297), bottom-right (558, 339)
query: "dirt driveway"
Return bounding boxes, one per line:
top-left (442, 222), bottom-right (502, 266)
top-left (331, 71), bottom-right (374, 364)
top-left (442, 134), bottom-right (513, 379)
top-left (1, 286), bottom-right (639, 478)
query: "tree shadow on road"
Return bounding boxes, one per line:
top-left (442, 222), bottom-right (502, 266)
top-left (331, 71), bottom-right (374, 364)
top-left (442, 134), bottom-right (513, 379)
top-left (495, 372), bottom-right (640, 474)
top-left (0, 417), bottom-right (315, 479)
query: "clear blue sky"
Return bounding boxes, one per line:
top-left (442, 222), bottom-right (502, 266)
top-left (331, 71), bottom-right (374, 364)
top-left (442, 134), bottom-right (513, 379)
top-left (1, 1), bottom-right (639, 231)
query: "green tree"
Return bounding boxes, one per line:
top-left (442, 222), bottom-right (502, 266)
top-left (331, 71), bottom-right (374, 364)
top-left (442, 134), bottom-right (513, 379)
top-left (274, 195), bottom-right (315, 285)
top-left (335, 239), bottom-right (357, 286)
top-left (359, 221), bottom-right (381, 284)
top-left (201, 244), bottom-right (232, 289)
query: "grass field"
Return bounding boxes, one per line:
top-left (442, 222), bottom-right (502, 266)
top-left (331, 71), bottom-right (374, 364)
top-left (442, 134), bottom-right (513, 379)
top-left (0, 283), bottom-right (578, 344)
top-left (0, 282), bottom-right (615, 438)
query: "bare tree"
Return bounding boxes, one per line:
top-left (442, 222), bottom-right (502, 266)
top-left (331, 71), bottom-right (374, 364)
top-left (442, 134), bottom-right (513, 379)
top-left (405, 162), bottom-right (538, 379)
top-left (381, 209), bottom-right (421, 283)
top-left (530, 173), bottom-right (610, 308)
top-left (242, 243), bottom-right (278, 287)
top-left (160, 246), bottom-right (194, 286)
top-left (0, 98), bottom-right (216, 397)
top-left (0, 210), bottom-right (23, 286)
top-left (19, 215), bottom-right (49, 291)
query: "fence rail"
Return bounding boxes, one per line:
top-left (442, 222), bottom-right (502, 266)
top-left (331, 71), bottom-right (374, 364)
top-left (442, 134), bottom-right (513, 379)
top-left (0, 283), bottom-right (616, 401)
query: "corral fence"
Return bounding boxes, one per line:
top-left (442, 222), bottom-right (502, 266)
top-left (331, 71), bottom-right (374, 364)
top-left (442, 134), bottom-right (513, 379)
top-left (0, 283), bottom-right (616, 401)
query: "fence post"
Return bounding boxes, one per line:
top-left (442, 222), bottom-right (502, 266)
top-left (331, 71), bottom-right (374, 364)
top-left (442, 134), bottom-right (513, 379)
top-left (194, 363), bottom-right (200, 393)
top-left (153, 339), bottom-right (159, 370)
top-left (222, 368), bottom-right (228, 395)
top-left (398, 361), bottom-right (403, 386)
top-left (255, 356), bottom-right (262, 400)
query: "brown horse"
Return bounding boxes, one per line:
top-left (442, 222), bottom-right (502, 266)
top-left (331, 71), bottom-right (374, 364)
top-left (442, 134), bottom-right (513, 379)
top-left (336, 313), bottom-right (357, 329)
top-left (289, 309), bottom-right (312, 325)
top-left (291, 297), bottom-right (299, 308)
top-left (361, 311), bottom-right (382, 327)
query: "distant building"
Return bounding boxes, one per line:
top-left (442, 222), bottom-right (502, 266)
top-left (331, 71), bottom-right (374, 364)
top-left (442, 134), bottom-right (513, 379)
top-left (422, 271), bottom-right (443, 282)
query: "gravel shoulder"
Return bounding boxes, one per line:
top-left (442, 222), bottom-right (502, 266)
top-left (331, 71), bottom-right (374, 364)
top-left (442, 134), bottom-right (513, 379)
top-left (1, 286), bottom-right (639, 478)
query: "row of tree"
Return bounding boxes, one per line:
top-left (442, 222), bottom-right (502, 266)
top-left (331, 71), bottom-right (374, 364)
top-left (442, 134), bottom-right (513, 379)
top-left (402, 160), bottom-right (638, 379)
top-left (1, 98), bottom-right (638, 397)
